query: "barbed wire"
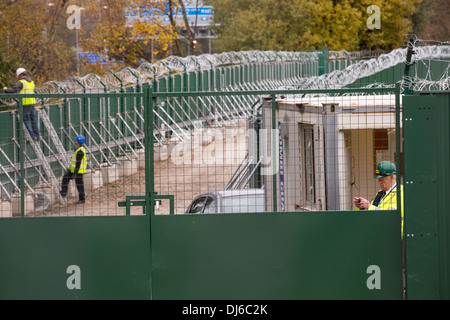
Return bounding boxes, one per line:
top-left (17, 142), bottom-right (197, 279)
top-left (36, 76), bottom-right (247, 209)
top-left (1, 45), bottom-right (449, 106)
top-left (290, 44), bottom-right (450, 93)
top-left (0, 49), bottom-right (370, 106)
top-left (40, 50), bottom-right (321, 94)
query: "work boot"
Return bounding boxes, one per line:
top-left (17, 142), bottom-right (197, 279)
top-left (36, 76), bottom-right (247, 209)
top-left (75, 200), bottom-right (85, 205)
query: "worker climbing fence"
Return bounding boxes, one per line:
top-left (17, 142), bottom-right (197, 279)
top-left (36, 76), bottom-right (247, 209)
top-left (0, 90), bottom-right (147, 217)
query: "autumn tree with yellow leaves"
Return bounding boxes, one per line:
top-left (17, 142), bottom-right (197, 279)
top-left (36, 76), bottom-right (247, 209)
top-left (0, 0), bottom-right (75, 87)
top-left (0, 0), bottom-right (187, 86)
top-left (79, 0), bottom-right (180, 70)
top-left (207, 0), bottom-right (426, 52)
top-left (1, 0), bottom-right (438, 87)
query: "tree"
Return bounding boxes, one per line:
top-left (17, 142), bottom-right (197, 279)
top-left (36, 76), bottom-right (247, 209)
top-left (145, 0), bottom-right (199, 57)
top-left (176, 0), bottom-right (196, 55)
top-left (417, 0), bottom-right (450, 41)
top-left (299, 0), bottom-right (362, 50)
top-left (207, 0), bottom-right (426, 52)
top-left (80, 0), bottom-right (178, 67)
top-left (0, 0), bottom-right (75, 87)
top-left (355, 0), bottom-right (422, 50)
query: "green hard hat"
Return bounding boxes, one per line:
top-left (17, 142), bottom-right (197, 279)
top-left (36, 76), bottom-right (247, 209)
top-left (375, 161), bottom-right (396, 178)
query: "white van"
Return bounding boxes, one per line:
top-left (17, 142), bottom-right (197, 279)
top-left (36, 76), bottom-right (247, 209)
top-left (185, 189), bottom-right (265, 214)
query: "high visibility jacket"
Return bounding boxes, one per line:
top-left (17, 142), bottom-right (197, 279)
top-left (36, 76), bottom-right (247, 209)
top-left (68, 146), bottom-right (87, 174)
top-left (367, 184), bottom-right (404, 238)
top-left (19, 79), bottom-right (36, 106)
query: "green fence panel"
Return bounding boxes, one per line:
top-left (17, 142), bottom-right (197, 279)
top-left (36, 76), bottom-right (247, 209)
top-left (152, 212), bottom-right (402, 300)
top-left (207, 68), bottom-right (214, 90)
top-left (403, 92), bottom-right (450, 299)
top-left (69, 97), bottom-right (82, 136)
top-left (233, 65), bottom-right (239, 84)
top-left (0, 112), bottom-right (13, 146)
top-left (157, 77), bottom-right (167, 93)
top-left (0, 216), bottom-right (151, 299)
top-left (173, 73), bottom-right (182, 93)
top-left (215, 68), bottom-right (222, 90)
top-left (200, 70), bottom-right (208, 92)
top-left (1, 53), bottom-right (447, 301)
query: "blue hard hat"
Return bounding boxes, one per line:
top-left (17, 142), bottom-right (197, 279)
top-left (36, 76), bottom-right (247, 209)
top-left (75, 135), bottom-right (86, 144)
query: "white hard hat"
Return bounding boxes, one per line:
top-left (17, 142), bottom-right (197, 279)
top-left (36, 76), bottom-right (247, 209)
top-left (16, 68), bottom-right (26, 77)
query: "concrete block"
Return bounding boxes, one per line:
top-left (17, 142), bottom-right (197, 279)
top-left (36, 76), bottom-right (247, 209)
top-left (11, 194), bottom-right (34, 217)
top-left (84, 169), bottom-right (103, 192)
top-left (137, 148), bottom-right (146, 169)
top-left (0, 200), bottom-right (12, 218)
top-left (154, 145), bottom-right (168, 162)
top-left (67, 181), bottom-right (78, 197)
top-left (101, 164), bottom-right (119, 185)
top-left (238, 118), bottom-right (248, 128)
top-left (166, 141), bottom-right (179, 156)
top-left (128, 159), bottom-right (139, 175)
top-left (117, 158), bottom-right (138, 177)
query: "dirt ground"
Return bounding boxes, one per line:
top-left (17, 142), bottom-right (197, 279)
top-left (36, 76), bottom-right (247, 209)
top-left (37, 132), bottom-right (248, 217)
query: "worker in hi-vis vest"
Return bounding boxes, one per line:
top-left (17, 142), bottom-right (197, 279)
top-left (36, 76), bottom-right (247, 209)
top-left (3, 68), bottom-right (41, 141)
top-left (60, 135), bottom-right (87, 205)
top-left (353, 161), bottom-right (404, 238)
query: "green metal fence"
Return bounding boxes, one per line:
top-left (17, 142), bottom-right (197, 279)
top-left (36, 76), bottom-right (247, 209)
top-left (147, 87), bottom-right (402, 216)
top-left (403, 91), bottom-right (450, 299)
top-left (0, 47), bottom-right (448, 299)
top-left (0, 86), bottom-right (406, 299)
top-left (0, 91), bottom-right (147, 217)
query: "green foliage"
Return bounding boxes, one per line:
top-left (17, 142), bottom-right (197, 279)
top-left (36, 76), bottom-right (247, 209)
top-left (207, 0), bottom-right (425, 52)
top-left (0, 49), bottom-right (19, 88)
top-left (410, 0), bottom-right (435, 34)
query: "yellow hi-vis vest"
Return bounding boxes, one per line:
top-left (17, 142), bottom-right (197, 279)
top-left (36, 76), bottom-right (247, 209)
top-left (365, 184), bottom-right (405, 238)
top-left (19, 79), bottom-right (36, 106)
top-left (68, 146), bottom-right (87, 174)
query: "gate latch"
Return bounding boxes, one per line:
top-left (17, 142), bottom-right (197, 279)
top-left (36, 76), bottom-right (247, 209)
top-left (118, 193), bottom-right (174, 215)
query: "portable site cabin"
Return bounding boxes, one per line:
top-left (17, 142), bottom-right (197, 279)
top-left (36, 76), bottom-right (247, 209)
top-left (262, 93), bottom-right (402, 212)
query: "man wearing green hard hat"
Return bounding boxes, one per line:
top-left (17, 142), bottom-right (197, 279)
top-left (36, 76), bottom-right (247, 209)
top-left (353, 161), bottom-right (404, 236)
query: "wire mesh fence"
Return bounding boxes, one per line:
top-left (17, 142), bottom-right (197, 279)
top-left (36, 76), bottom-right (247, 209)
top-left (0, 83), bottom-right (402, 218)
top-left (152, 87), bottom-right (401, 215)
top-left (2, 44), bottom-right (447, 218)
top-left (0, 91), bottom-right (147, 217)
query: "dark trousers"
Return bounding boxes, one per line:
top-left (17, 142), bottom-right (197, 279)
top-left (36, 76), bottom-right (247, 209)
top-left (60, 171), bottom-right (85, 201)
top-left (23, 105), bottom-right (40, 139)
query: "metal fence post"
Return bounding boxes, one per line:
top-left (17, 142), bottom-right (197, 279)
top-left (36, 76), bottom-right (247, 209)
top-left (143, 83), bottom-right (154, 216)
top-left (16, 99), bottom-right (25, 217)
top-left (271, 94), bottom-right (278, 212)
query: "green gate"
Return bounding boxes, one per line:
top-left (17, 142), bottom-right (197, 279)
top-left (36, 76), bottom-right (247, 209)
top-left (403, 91), bottom-right (450, 299)
top-left (146, 87), bottom-right (404, 299)
top-left (5, 86), bottom-right (450, 300)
